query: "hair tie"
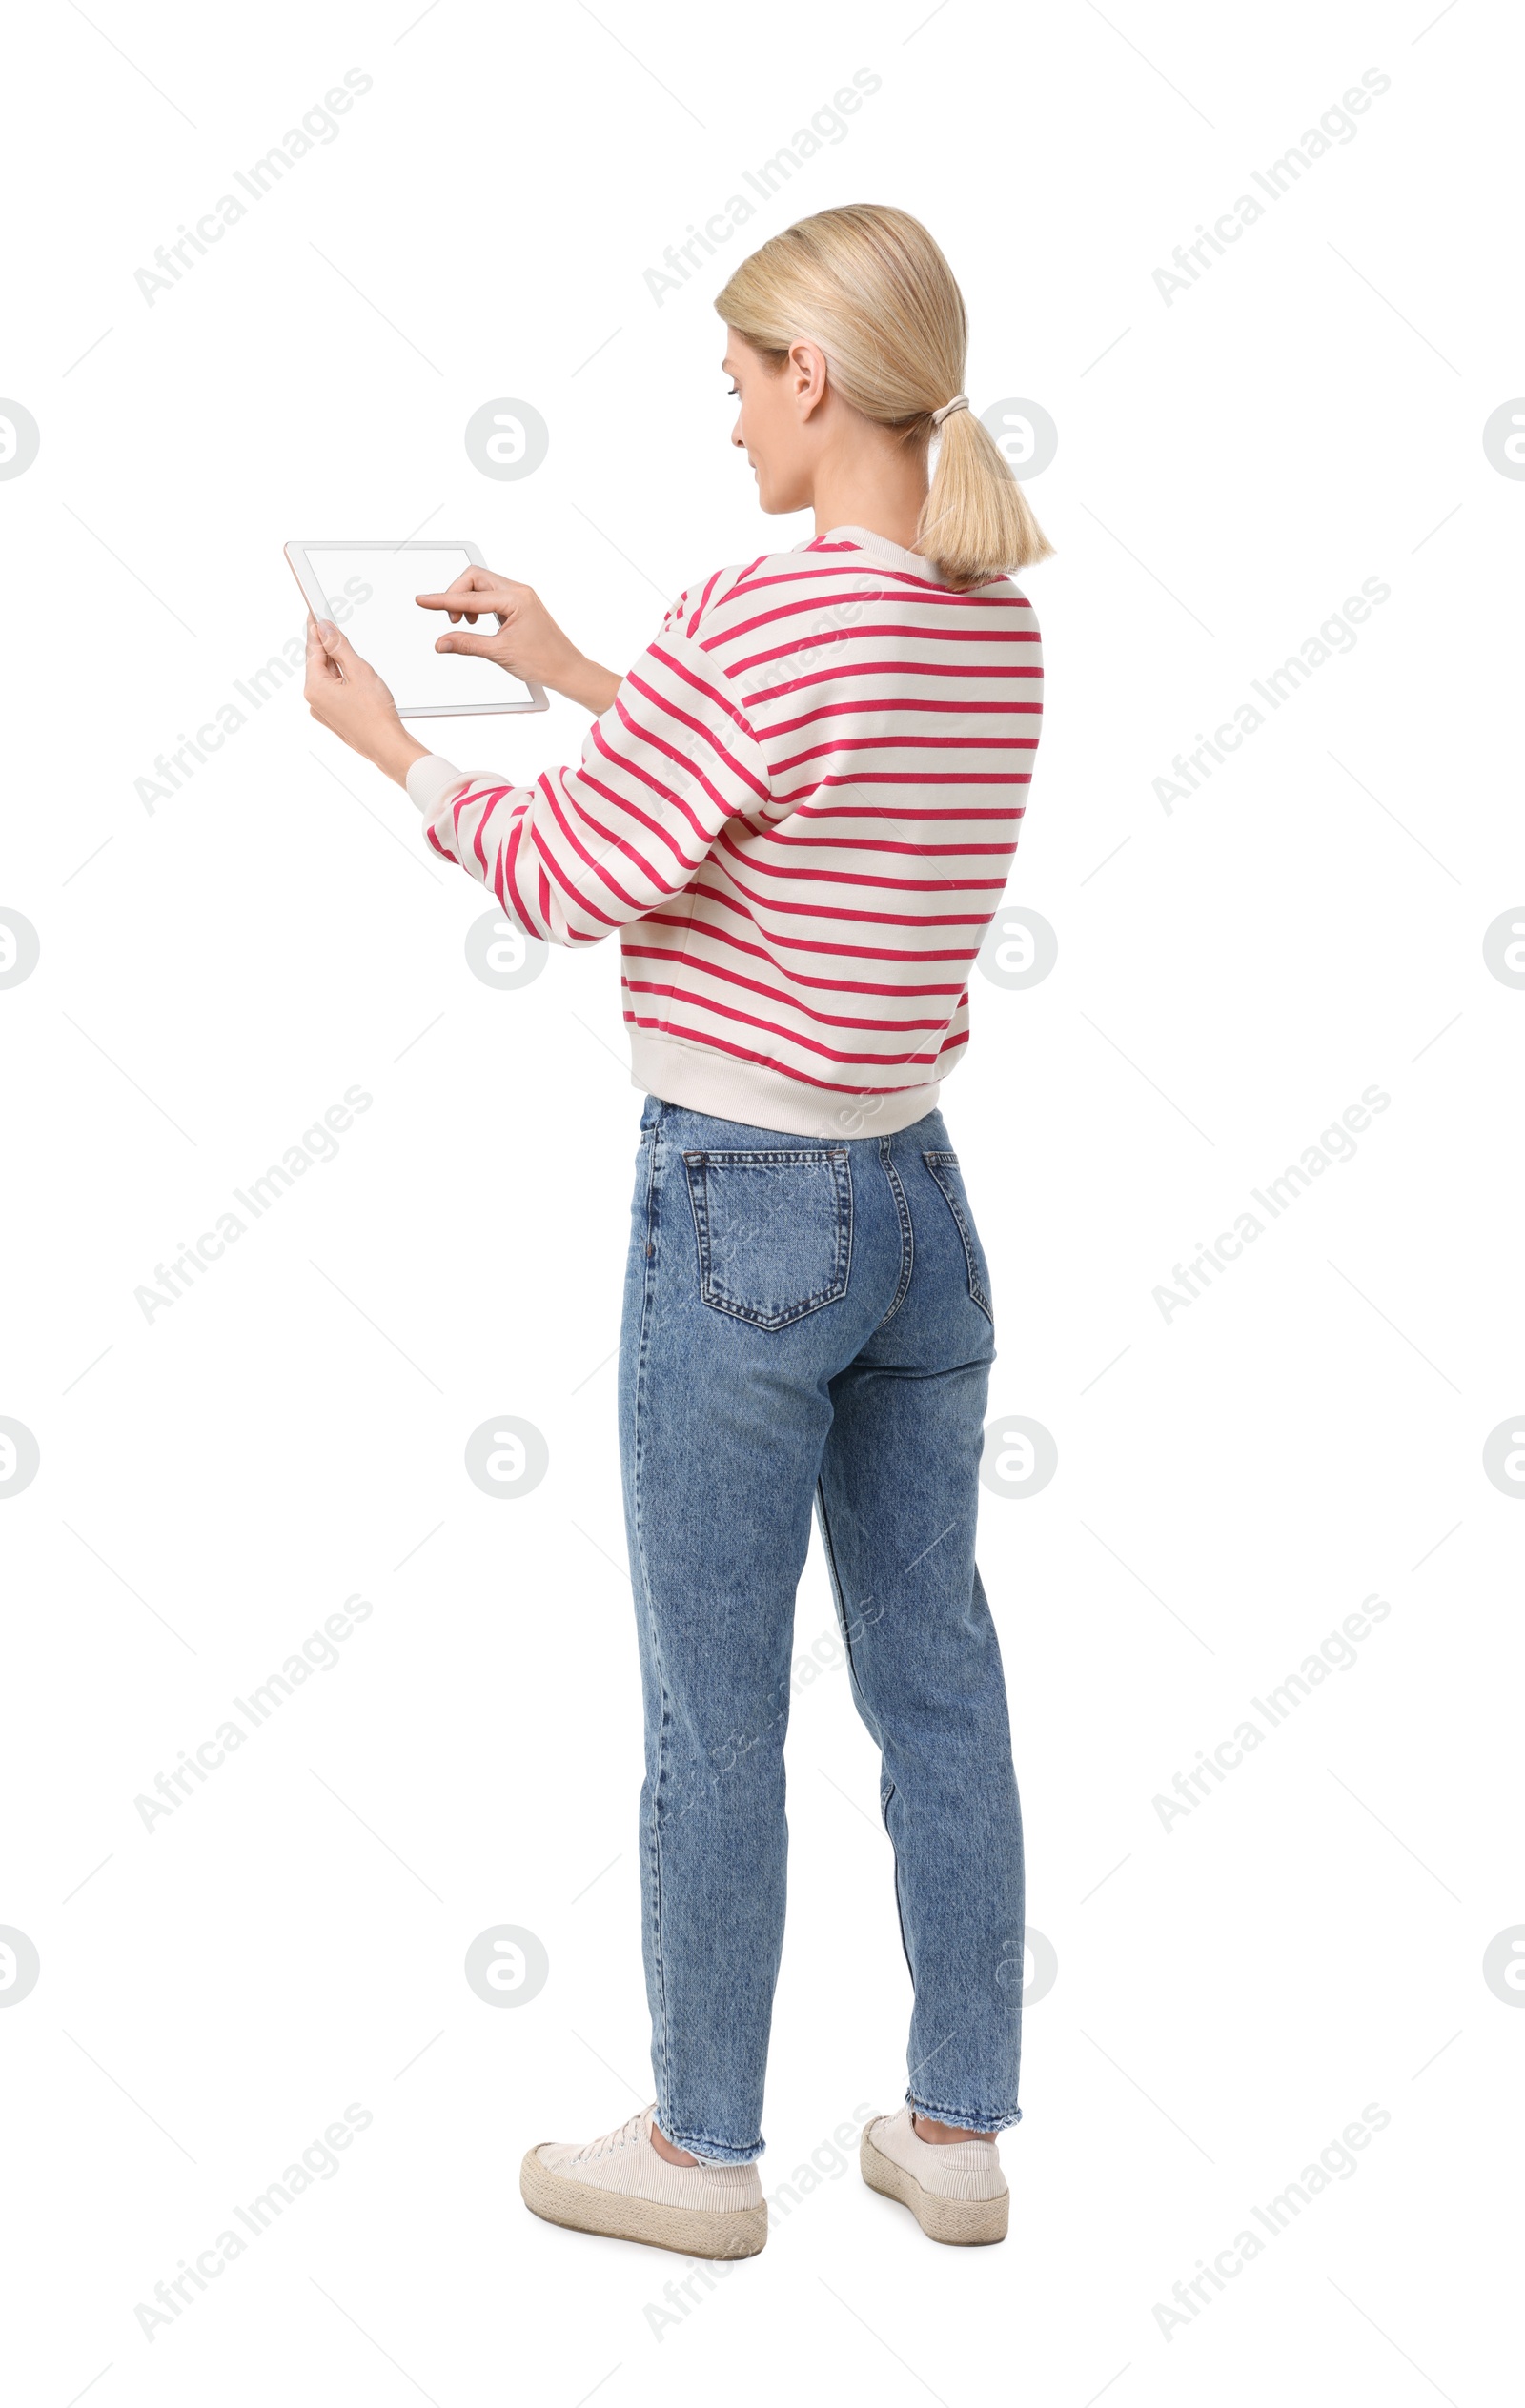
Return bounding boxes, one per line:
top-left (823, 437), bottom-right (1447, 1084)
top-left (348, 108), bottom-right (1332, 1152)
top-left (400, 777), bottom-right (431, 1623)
top-left (931, 394), bottom-right (969, 427)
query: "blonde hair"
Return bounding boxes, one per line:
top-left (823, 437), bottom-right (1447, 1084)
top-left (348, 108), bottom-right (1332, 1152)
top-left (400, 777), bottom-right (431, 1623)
top-left (714, 203), bottom-right (1054, 591)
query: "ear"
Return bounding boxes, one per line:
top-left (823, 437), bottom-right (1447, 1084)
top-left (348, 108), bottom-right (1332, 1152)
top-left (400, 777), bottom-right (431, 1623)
top-left (787, 338), bottom-right (830, 419)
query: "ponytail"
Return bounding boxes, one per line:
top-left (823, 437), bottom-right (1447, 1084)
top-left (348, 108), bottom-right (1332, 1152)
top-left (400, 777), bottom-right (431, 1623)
top-left (714, 203), bottom-right (1054, 590)
top-left (920, 403), bottom-right (1053, 590)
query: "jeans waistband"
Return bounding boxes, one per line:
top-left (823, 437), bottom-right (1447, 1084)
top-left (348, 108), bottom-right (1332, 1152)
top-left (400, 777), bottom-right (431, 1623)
top-left (639, 1093), bottom-right (948, 1149)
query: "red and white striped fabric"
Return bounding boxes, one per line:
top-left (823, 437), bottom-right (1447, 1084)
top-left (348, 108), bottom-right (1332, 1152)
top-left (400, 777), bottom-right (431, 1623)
top-left (406, 524), bottom-right (1044, 1135)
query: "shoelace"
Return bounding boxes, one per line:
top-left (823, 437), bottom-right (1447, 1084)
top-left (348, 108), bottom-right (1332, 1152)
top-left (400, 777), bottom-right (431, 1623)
top-left (567, 2105), bottom-right (654, 2169)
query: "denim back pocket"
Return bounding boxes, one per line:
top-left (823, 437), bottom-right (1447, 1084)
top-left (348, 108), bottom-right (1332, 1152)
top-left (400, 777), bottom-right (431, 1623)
top-left (681, 1148), bottom-right (853, 1330)
top-left (923, 1150), bottom-right (994, 1323)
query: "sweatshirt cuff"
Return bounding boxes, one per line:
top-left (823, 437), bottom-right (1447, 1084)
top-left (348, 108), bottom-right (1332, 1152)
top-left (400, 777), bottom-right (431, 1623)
top-left (405, 753), bottom-right (469, 817)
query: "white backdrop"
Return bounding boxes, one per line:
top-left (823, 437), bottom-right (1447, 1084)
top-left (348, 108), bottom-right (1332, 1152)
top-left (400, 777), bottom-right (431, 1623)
top-left (3, 1), bottom-right (1521, 2400)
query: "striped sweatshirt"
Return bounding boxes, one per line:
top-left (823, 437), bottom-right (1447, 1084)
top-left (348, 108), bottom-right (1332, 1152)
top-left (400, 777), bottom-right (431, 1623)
top-left (406, 524), bottom-right (1044, 1136)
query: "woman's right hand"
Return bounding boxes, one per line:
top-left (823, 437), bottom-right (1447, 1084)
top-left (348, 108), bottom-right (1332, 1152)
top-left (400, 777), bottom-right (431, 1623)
top-left (415, 569), bottom-right (620, 715)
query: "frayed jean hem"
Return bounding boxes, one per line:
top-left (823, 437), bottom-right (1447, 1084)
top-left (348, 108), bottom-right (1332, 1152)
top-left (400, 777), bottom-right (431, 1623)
top-left (906, 2092), bottom-right (1022, 2135)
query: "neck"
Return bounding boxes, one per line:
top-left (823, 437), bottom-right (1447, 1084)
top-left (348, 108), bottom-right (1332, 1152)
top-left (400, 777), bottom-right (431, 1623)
top-left (811, 437), bottom-right (929, 556)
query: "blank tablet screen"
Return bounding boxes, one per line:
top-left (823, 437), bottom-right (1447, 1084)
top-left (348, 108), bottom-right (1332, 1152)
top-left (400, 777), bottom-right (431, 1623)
top-left (304, 544), bottom-right (535, 709)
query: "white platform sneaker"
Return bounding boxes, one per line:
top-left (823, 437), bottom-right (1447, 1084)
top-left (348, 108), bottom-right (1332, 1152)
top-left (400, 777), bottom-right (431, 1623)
top-left (520, 2105), bottom-right (768, 2259)
top-left (860, 2106), bottom-right (1009, 2245)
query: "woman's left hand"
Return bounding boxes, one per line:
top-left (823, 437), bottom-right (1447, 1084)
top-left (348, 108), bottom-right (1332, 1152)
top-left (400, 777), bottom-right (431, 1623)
top-left (304, 617), bottom-right (429, 783)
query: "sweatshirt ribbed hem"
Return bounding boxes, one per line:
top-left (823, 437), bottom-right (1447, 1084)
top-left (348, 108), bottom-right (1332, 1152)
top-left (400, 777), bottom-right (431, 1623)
top-left (628, 1028), bottom-right (946, 1139)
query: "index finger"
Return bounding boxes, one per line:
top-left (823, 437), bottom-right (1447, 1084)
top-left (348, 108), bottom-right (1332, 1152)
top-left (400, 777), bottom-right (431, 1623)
top-left (415, 568), bottom-right (495, 608)
top-left (415, 593), bottom-right (489, 620)
top-left (417, 589), bottom-right (504, 627)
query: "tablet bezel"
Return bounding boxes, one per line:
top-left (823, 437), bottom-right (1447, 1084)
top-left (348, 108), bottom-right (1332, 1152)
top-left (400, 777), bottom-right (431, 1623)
top-left (284, 539), bottom-right (550, 718)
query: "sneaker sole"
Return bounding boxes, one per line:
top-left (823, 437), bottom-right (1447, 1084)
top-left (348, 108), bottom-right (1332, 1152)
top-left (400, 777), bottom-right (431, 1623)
top-left (519, 2147), bottom-right (768, 2259)
top-left (860, 2122), bottom-right (1008, 2246)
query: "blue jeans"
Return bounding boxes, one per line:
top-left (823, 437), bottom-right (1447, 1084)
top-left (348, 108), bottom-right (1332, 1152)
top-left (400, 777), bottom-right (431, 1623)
top-left (618, 1095), bottom-right (1025, 2163)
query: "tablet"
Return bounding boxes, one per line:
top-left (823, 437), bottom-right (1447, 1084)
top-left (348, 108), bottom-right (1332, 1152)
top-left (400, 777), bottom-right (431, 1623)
top-left (284, 540), bottom-right (549, 718)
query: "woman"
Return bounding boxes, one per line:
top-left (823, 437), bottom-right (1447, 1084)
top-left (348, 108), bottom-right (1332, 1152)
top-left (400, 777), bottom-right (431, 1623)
top-left (305, 203), bottom-right (1049, 2257)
